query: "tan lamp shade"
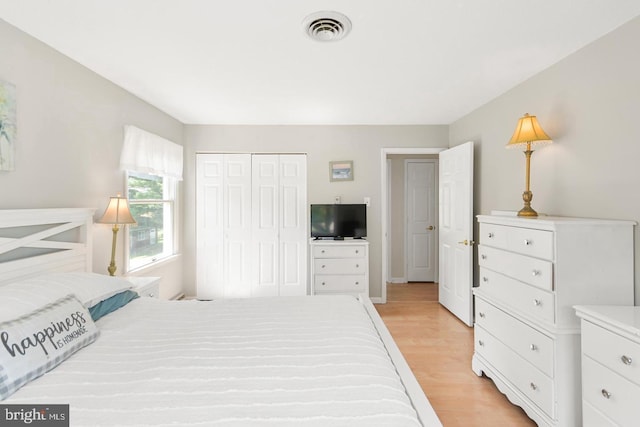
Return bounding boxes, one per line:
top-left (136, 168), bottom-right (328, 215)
top-left (99, 195), bottom-right (135, 276)
top-left (505, 113), bottom-right (552, 218)
top-left (506, 113), bottom-right (552, 147)
top-left (98, 195), bottom-right (136, 225)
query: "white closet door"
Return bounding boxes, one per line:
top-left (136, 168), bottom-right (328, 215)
top-left (278, 154), bottom-right (307, 296)
top-left (252, 154), bottom-right (307, 296)
top-left (196, 154), bottom-right (225, 299)
top-left (223, 154), bottom-right (252, 298)
top-left (252, 155), bottom-right (280, 296)
top-left (197, 153), bottom-right (306, 299)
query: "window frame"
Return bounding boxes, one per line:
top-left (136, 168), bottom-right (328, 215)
top-left (124, 171), bottom-right (178, 272)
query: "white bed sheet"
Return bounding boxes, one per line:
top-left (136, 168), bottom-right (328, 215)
top-left (6, 295), bottom-right (424, 427)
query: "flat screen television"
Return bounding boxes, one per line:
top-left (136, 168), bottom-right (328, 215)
top-left (310, 204), bottom-right (367, 239)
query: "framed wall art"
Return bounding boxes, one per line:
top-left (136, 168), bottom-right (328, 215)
top-left (0, 79), bottom-right (17, 171)
top-left (329, 160), bottom-right (353, 182)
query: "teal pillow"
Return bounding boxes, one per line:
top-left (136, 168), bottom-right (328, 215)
top-left (89, 290), bottom-right (139, 321)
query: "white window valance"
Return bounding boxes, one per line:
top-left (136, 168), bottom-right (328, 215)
top-left (120, 125), bottom-right (183, 180)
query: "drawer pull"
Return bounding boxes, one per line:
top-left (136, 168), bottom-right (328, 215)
top-left (356, 264), bottom-right (360, 268)
top-left (355, 281), bottom-right (359, 285)
top-left (355, 250), bottom-right (359, 254)
top-left (524, 239), bottom-right (532, 246)
top-left (478, 312), bottom-right (485, 318)
top-left (601, 389), bottom-right (612, 399)
top-left (529, 382), bottom-right (537, 391)
top-left (533, 299), bottom-right (541, 306)
top-left (321, 282), bottom-right (326, 286)
top-left (529, 344), bottom-right (537, 351)
top-left (482, 277), bottom-right (489, 283)
top-left (481, 254), bottom-right (487, 260)
top-left (621, 355), bottom-right (633, 365)
top-left (478, 340), bottom-right (484, 347)
top-left (531, 270), bottom-right (540, 277)
top-left (321, 250), bottom-right (325, 253)
top-left (488, 232), bottom-right (494, 238)
top-left (321, 265), bottom-right (326, 268)
top-left (148, 293), bottom-right (154, 297)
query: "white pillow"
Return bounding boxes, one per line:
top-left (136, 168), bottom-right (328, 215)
top-left (0, 294), bottom-right (100, 400)
top-left (0, 273), bottom-right (133, 322)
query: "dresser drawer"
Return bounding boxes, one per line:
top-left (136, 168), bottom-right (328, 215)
top-left (582, 355), bottom-right (640, 426)
top-left (479, 245), bottom-right (553, 290)
top-left (475, 325), bottom-right (554, 418)
top-left (313, 275), bottom-right (366, 292)
top-left (583, 401), bottom-right (618, 427)
top-left (312, 245), bottom-right (366, 258)
top-left (480, 223), bottom-right (553, 260)
top-left (478, 267), bottom-right (555, 324)
top-left (582, 320), bottom-right (640, 386)
top-left (314, 258), bottom-right (366, 275)
top-left (475, 298), bottom-right (554, 377)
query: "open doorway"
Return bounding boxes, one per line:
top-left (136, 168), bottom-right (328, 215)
top-left (380, 148), bottom-right (446, 303)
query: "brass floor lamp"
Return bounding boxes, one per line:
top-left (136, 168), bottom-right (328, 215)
top-left (506, 113), bottom-right (552, 217)
top-left (98, 194), bottom-right (136, 276)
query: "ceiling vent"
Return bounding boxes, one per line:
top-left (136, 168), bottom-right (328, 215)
top-left (303, 11), bottom-right (352, 42)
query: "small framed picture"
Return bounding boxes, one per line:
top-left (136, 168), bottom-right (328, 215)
top-left (329, 160), bottom-right (353, 182)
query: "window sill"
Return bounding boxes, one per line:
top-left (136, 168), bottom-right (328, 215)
top-left (126, 253), bottom-right (182, 276)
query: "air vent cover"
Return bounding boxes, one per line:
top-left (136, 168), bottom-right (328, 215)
top-left (303, 11), bottom-right (352, 42)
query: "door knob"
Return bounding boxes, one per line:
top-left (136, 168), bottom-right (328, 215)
top-left (427, 225), bottom-right (435, 231)
top-left (457, 239), bottom-right (475, 246)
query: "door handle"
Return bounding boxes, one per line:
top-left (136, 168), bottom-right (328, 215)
top-left (457, 239), bottom-right (475, 246)
top-left (427, 225), bottom-right (435, 231)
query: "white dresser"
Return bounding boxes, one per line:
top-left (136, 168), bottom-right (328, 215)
top-left (472, 214), bottom-right (634, 427)
top-left (574, 306), bottom-right (640, 427)
top-left (310, 240), bottom-right (369, 296)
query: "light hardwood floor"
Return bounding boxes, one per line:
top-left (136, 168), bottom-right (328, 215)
top-left (375, 282), bottom-right (537, 427)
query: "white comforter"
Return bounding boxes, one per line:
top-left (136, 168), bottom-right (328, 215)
top-left (7, 295), bottom-right (423, 427)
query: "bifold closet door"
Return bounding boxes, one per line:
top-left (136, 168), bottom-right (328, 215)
top-left (196, 154), bottom-right (252, 299)
top-left (251, 154), bottom-right (307, 297)
top-left (197, 153), bottom-right (307, 299)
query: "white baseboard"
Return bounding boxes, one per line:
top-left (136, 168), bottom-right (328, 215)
top-left (388, 277), bottom-right (406, 284)
top-left (370, 297), bottom-right (384, 304)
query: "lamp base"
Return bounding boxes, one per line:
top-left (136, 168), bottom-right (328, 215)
top-left (107, 262), bottom-right (117, 276)
top-left (107, 225), bottom-right (119, 276)
top-left (517, 190), bottom-right (538, 217)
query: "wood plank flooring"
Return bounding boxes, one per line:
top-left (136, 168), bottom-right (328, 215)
top-left (375, 282), bottom-right (537, 427)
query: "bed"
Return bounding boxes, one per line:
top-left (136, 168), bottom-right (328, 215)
top-left (0, 208), bottom-right (442, 426)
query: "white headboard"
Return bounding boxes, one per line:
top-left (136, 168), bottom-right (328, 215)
top-left (0, 208), bottom-right (94, 285)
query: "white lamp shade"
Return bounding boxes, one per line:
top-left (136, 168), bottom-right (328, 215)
top-left (98, 196), bottom-right (136, 225)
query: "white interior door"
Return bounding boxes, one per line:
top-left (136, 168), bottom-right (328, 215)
top-left (251, 154), bottom-right (307, 297)
top-left (406, 159), bottom-right (437, 282)
top-left (438, 141), bottom-right (474, 326)
top-left (223, 154), bottom-right (252, 298)
top-left (196, 154), bottom-right (224, 300)
top-left (277, 154), bottom-right (307, 296)
top-left (252, 154), bottom-right (280, 297)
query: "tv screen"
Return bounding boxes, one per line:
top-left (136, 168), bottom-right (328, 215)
top-left (311, 204), bottom-right (367, 239)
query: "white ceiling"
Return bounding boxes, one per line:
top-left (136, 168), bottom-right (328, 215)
top-left (1, 1), bottom-right (640, 125)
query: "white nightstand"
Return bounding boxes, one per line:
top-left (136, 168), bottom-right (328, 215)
top-left (125, 276), bottom-right (161, 298)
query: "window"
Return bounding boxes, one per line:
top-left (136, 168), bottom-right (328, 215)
top-left (126, 171), bottom-right (176, 270)
top-left (120, 125), bottom-right (183, 271)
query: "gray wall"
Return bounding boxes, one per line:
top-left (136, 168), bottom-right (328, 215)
top-left (450, 16), bottom-right (640, 303)
top-left (0, 19), bottom-right (185, 298)
top-left (183, 125), bottom-right (449, 298)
